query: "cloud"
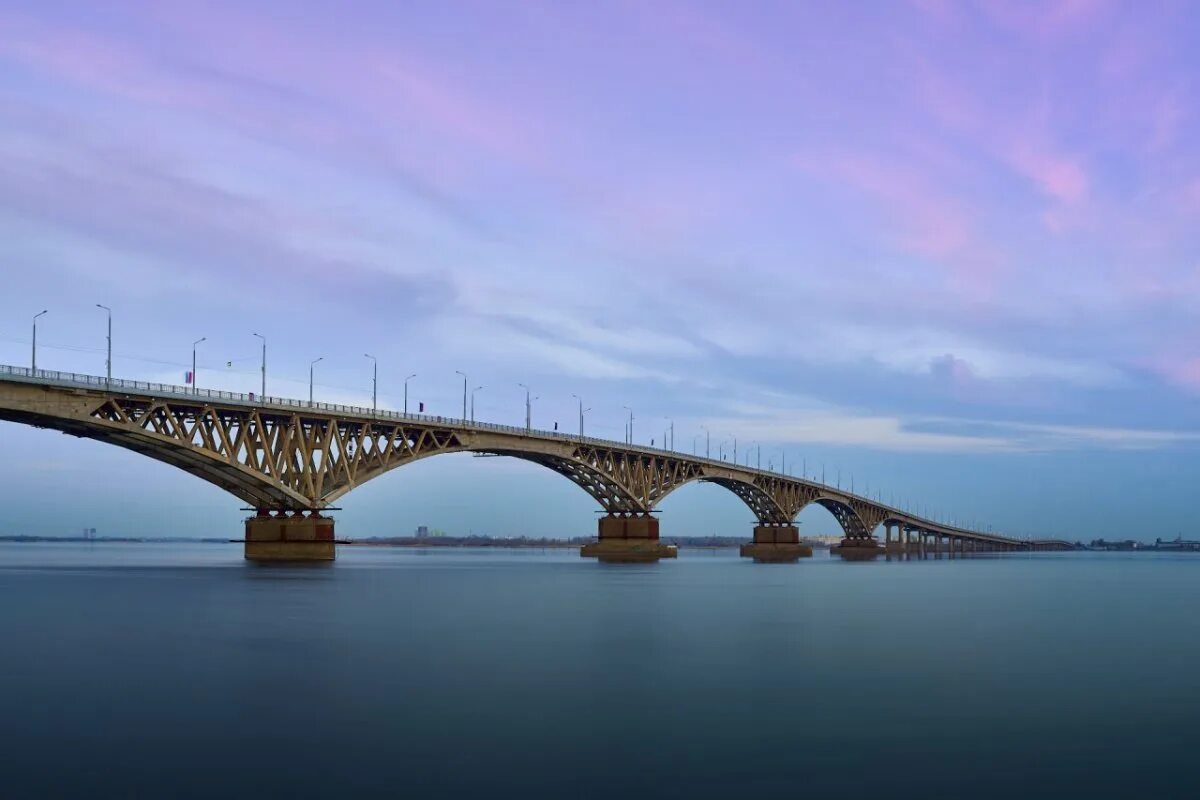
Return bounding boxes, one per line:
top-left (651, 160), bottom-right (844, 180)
top-left (704, 401), bottom-right (1200, 455)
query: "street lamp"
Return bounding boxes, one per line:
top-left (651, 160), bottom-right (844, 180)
top-left (571, 394), bottom-right (584, 439)
top-left (518, 383), bottom-right (532, 431)
top-left (404, 373), bottom-right (416, 414)
top-left (364, 354), bottom-right (377, 414)
top-left (471, 386), bottom-right (483, 423)
top-left (252, 333), bottom-right (266, 399)
top-left (455, 370), bottom-right (467, 421)
top-left (95, 304), bottom-right (111, 386)
top-left (192, 337), bottom-right (206, 394)
top-left (309, 357), bottom-right (323, 406)
top-left (623, 406), bottom-right (633, 444)
top-left (702, 426), bottom-right (710, 458)
top-left (31, 310), bottom-right (47, 372)
top-left (692, 434), bottom-right (700, 455)
top-left (664, 417), bottom-right (673, 451)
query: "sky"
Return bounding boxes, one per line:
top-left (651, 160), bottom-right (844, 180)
top-left (1, 0), bottom-right (1199, 542)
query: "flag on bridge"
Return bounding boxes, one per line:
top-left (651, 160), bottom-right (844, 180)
top-left (184, 370), bottom-right (194, 385)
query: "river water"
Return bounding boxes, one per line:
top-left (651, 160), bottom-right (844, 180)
top-left (2, 543), bottom-right (1198, 799)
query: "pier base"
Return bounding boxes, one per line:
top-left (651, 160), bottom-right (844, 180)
top-left (832, 537), bottom-right (883, 560)
top-left (245, 512), bottom-right (335, 562)
top-left (581, 515), bottom-right (677, 562)
top-left (740, 525), bottom-right (813, 562)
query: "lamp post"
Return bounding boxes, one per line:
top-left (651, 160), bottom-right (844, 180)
top-left (364, 354), bottom-right (377, 414)
top-left (309, 357), bottom-right (323, 406)
top-left (702, 426), bottom-right (710, 458)
top-left (518, 383), bottom-right (532, 431)
top-left (692, 434), bottom-right (700, 455)
top-left (253, 333), bottom-right (266, 399)
top-left (455, 370), bottom-right (467, 421)
top-left (664, 418), bottom-right (673, 451)
top-left (96, 304), bottom-right (111, 386)
top-left (471, 386), bottom-right (483, 423)
top-left (192, 337), bottom-right (206, 394)
top-left (623, 406), bottom-right (633, 444)
top-left (404, 373), bottom-right (416, 414)
top-left (31, 310), bottom-right (47, 372)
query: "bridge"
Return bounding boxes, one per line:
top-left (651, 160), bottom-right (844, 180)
top-left (0, 365), bottom-right (1075, 562)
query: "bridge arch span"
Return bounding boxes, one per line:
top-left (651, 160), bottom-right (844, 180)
top-left (800, 496), bottom-right (879, 542)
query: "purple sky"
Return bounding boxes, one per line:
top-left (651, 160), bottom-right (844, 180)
top-left (2, 0), bottom-right (1198, 541)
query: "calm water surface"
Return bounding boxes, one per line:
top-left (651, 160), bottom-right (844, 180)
top-left (2, 543), bottom-right (1199, 799)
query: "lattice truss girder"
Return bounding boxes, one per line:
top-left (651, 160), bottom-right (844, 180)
top-left (82, 396), bottom-right (892, 538)
top-left (563, 445), bottom-right (705, 514)
top-left (91, 398), bottom-right (464, 510)
top-left (815, 498), bottom-right (875, 540)
top-left (700, 477), bottom-right (791, 524)
top-left (756, 476), bottom-right (821, 522)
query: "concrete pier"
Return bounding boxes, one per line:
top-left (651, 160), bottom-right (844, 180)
top-left (581, 515), bottom-right (677, 562)
top-left (832, 537), bottom-right (884, 560)
top-left (245, 511), bottom-right (335, 562)
top-left (740, 524), bottom-right (813, 562)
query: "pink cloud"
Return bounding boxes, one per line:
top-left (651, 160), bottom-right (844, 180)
top-left (795, 151), bottom-right (968, 257)
top-left (1007, 145), bottom-right (1089, 204)
top-left (978, 0), bottom-right (1109, 39)
top-left (1150, 357), bottom-right (1200, 394)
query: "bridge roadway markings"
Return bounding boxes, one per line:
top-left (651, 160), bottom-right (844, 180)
top-left (0, 364), bottom-right (1076, 562)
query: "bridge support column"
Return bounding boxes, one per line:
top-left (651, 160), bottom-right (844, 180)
top-left (740, 524), bottom-right (812, 562)
top-left (833, 535), bottom-right (883, 560)
top-left (245, 510), bottom-right (336, 562)
top-left (885, 524), bottom-right (906, 553)
top-left (581, 514), bottom-right (677, 562)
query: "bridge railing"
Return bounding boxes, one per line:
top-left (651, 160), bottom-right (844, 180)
top-left (0, 363), bottom-right (1055, 545)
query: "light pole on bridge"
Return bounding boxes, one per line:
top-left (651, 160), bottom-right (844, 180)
top-left (31, 310), bottom-right (47, 372)
top-left (702, 426), bottom-right (710, 459)
top-left (96, 304), bottom-right (111, 387)
top-left (309, 357), bottom-right (323, 406)
top-left (455, 371), bottom-right (467, 421)
top-left (664, 418), bottom-right (673, 451)
top-left (364, 354), bottom-right (377, 414)
top-left (252, 333), bottom-right (266, 399)
top-left (192, 337), bottom-right (206, 394)
top-left (692, 434), bottom-right (700, 455)
top-left (518, 384), bottom-right (532, 431)
top-left (571, 394), bottom-right (584, 440)
top-left (471, 386), bottom-right (483, 423)
top-left (623, 406), bottom-right (633, 445)
top-left (404, 373), bottom-right (416, 414)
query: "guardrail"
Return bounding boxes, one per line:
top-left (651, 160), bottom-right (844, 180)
top-left (0, 363), bottom-right (1050, 544)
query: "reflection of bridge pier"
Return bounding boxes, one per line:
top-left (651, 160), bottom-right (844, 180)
top-left (245, 510), bottom-right (335, 562)
top-left (739, 524), bottom-right (813, 562)
top-left (580, 514), bottom-right (677, 562)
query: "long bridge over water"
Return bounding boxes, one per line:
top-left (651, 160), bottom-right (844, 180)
top-left (0, 365), bottom-right (1075, 561)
